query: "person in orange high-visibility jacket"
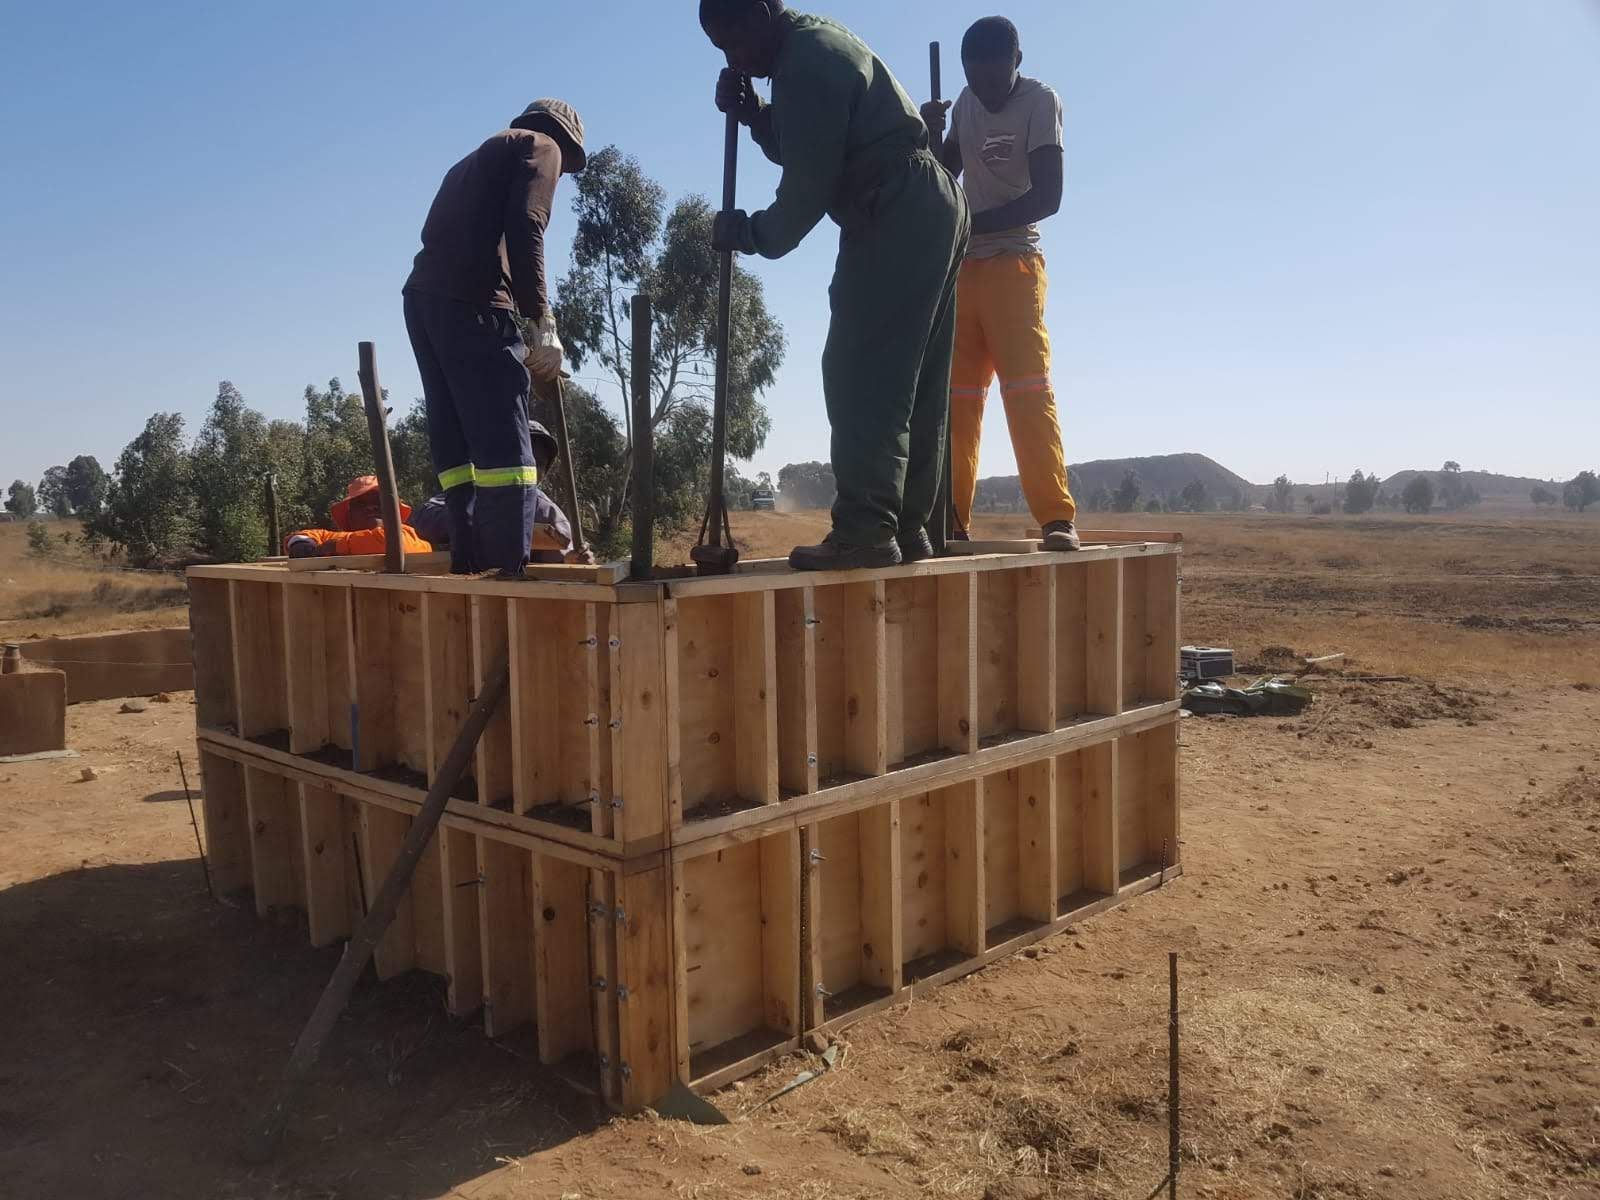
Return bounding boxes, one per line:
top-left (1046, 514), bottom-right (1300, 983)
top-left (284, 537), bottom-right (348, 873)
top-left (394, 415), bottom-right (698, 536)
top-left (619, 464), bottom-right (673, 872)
top-left (284, 476), bottom-right (433, 559)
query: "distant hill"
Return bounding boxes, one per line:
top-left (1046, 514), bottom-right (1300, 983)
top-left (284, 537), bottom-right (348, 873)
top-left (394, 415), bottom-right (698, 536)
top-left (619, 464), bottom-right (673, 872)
top-left (1380, 469), bottom-right (1561, 504)
top-left (975, 453), bottom-right (1259, 511)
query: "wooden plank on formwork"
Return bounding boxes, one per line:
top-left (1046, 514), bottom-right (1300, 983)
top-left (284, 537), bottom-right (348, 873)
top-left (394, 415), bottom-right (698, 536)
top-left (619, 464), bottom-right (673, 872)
top-left (983, 769), bottom-right (1023, 932)
top-left (976, 571), bottom-right (1020, 740)
top-left (478, 838), bottom-right (535, 1037)
top-left (472, 597), bottom-right (515, 807)
top-left (1082, 739), bottom-right (1119, 896)
top-left (359, 803), bottom-right (416, 980)
top-left (733, 591), bottom-right (780, 806)
top-left (1084, 559), bottom-right (1123, 717)
top-left (422, 593), bottom-right (475, 784)
top-left (297, 782), bottom-right (352, 947)
top-left (800, 823), bottom-right (824, 1030)
top-left (1055, 562), bottom-right (1088, 721)
top-left (672, 596), bottom-right (737, 814)
top-left (611, 602), bottom-right (671, 843)
top-left (618, 863), bottom-right (677, 1111)
top-left (508, 597), bottom-right (562, 812)
top-left (944, 778), bottom-right (985, 956)
top-left (230, 581), bottom-right (288, 738)
top-left (759, 831), bottom-right (801, 1036)
top-left (244, 766), bottom-right (302, 917)
top-left (412, 831), bottom-right (448, 975)
top-left (190, 579), bottom-right (235, 729)
top-left (899, 791), bottom-right (947, 966)
top-left (588, 605), bottom-right (614, 838)
top-left (1017, 757), bottom-right (1058, 924)
top-left (885, 577), bottom-right (940, 764)
top-left (680, 843), bottom-right (765, 1059)
top-left (666, 703), bottom-right (1182, 856)
top-left (937, 573), bottom-right (977, 755)
top-left (858, 801), bottom-right (901, 993)
top-left (588, 868), bottom-right (622, 1106)
top-left (199, 751), bottom-right (252, 896)
top-left (843, 580), bottom-right (888, 778)
top-left (1017, 566), bottom-right (1056, 734)
top-left (533, 854), bottom-right (594, 1065)
top-left (349, 588), bottom-right (397, 771)
top-left (774, 588), bottom-right (819, 795)
top-left (285, 585), bottom-right (332, 753)
top-left (439, 826), bottom-right (484, 1018)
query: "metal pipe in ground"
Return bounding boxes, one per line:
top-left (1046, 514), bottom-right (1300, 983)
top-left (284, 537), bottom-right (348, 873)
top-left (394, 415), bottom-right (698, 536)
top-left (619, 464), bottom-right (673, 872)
top-left (630, 292), bottom-right (656, 578)
top-left (1169, 951), bottom-right (1180, 1198)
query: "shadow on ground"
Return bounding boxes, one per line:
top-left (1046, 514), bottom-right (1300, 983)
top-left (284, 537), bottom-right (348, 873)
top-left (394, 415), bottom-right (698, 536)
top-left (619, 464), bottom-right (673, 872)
top-left (0, 857), bottom-right (604, 1200)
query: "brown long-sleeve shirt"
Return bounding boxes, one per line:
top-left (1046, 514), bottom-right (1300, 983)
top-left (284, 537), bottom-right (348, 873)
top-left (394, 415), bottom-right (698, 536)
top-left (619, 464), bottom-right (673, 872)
top-left (403, 127), bottom-right (561, 320)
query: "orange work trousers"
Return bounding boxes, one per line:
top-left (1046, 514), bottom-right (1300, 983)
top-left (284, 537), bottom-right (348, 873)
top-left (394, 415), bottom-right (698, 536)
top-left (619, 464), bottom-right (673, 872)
top-left (949, 253), bottom-right (1076, 531)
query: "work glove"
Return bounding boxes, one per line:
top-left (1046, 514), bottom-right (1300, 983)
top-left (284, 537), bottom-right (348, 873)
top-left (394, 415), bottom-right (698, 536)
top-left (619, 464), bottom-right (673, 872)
top-left (920, 99), bottom-right (951, 138)
top-left (286, 535), bottom-right (318, 559)
top-left (712, 209), bottom-right (758, 256)
top-left (526, 313), bottom-right (564, 383)
top-left (714, 69), bottom-right (762, 126)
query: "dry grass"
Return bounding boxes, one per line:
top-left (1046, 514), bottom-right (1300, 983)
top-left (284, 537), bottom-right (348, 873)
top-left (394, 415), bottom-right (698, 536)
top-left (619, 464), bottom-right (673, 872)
top-left (0, 519), bottom-right (188, 637)
top-left (695, 509), bottom-right (1600, 688)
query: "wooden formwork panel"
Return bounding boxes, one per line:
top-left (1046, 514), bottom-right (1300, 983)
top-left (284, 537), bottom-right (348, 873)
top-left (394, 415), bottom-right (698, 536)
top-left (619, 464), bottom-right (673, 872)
top-left (198, 758), bottom-right (618, 1083)
top-left (187, 539), bottom-right (1182, 1113)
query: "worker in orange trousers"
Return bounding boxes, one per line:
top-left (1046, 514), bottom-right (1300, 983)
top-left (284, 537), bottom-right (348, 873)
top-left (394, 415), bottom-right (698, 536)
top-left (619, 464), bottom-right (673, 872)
top-left (924, 16), bottom-right (1079, 550)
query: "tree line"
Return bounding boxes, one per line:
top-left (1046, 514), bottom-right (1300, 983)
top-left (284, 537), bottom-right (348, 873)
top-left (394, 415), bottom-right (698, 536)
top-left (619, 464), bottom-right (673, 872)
top-left (5, 146), bottom-right (784, 568)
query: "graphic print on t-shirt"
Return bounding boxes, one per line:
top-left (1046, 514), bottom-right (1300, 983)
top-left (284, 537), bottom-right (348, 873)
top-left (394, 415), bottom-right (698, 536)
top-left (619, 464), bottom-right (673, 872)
top-left (979, 132), bottom-right (1018, 164)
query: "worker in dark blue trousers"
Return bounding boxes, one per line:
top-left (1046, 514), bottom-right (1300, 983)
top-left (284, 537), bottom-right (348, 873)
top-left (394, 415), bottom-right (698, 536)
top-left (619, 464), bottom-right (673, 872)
top-left (402, 99), bottom-right (586, 576)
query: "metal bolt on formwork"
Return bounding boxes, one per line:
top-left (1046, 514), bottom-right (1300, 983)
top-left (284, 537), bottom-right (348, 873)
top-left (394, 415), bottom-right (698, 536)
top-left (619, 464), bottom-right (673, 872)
top-left (588, 902), bottom-right (610, 920)
top-left (609, 637), bottom-right (621, 650)
top-left (620, 1063), bottom-right (632, 1082)
top-left (614, 907), bottom-right (627, 924)
top-left (808, 849), bottom-right (827, 865)
top-left (616, 985), bottom-right (630, 1002)
top-left (1, 644), bottom-right (21, 674)
top-left (807, 754), bottom-right (818, 767)
top-left (593, 977), bottom-right (608, 992)
top-left (815, 983), bottom-right (832, 999)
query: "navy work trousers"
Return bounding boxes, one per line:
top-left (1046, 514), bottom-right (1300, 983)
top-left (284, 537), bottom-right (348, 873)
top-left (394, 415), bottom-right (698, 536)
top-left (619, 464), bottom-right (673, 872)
top-left (403, 289), bottom-right (536, 575)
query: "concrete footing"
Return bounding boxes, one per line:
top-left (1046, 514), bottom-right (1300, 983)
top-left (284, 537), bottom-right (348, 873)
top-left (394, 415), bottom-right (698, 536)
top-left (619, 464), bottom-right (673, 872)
top-left (0, 669), bottom-right (68, 756)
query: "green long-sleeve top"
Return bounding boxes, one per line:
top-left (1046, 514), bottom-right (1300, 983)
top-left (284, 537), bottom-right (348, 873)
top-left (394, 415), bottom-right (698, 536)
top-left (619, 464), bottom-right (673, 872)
top-left (746, 10), bottom-right (929, 259)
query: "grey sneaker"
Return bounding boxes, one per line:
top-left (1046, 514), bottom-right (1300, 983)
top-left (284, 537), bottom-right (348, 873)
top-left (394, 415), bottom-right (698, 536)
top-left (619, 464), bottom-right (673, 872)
top-left (897, 527), bottom-right (935, 562)
top-left (1042, 520), bottom-right (1081, 551)
top-left (789, 534), bottom-right (902, 572)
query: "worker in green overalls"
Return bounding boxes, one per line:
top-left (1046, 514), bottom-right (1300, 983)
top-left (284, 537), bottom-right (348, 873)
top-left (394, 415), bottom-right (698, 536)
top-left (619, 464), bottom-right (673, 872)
top-left (701, 0), bottom-right (970, 570)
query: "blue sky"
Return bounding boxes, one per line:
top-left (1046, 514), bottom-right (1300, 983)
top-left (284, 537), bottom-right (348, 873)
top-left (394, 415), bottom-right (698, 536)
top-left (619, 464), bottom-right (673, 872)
top-left (2, 0), bottom-right (1597, 495)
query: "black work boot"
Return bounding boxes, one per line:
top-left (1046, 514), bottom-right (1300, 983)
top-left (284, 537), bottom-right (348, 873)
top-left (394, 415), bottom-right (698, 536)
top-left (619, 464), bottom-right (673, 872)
top-left (1042, 520), bottom-right (1082, 551)
top-left (897, 527), bottom-right (935, 563)
top-left (789, 533), bottom-right (902, 572)
top-left (949, 527), bottom-right (970, 542)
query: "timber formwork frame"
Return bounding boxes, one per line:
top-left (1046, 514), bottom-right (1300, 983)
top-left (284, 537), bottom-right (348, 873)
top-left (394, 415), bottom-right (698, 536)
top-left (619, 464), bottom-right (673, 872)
top-left (188, 534), bottom-right (1183, 1111)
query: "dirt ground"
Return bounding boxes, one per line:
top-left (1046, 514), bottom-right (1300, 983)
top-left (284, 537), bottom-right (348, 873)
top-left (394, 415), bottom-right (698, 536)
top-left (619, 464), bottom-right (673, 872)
top-left (2, 512), bottom-right (1598, 1199)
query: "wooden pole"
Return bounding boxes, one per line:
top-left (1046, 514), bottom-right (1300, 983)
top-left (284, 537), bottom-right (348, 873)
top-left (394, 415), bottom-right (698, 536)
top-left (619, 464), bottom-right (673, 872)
top-left (241, 656), bottom-right (511, 1163)
top-left (630, 292), bottom-right (656, 578)
top-left (356, 341), bottom-right (406, 575)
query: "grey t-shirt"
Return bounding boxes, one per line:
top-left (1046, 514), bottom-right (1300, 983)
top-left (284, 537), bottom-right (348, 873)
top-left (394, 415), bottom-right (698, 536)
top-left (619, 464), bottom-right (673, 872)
top-left (951, 75), bottom-right (1064, 259)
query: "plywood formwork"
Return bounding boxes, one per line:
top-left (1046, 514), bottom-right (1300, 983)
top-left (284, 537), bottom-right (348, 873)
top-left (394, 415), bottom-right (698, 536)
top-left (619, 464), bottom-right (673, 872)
top-left (187, 534), bottom-right (1182, 1111)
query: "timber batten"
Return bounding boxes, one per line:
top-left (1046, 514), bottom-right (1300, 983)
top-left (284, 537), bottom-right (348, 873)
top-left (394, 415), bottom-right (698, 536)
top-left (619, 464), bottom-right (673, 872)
top-left (189, 539), bottom-right (1183, 1110)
